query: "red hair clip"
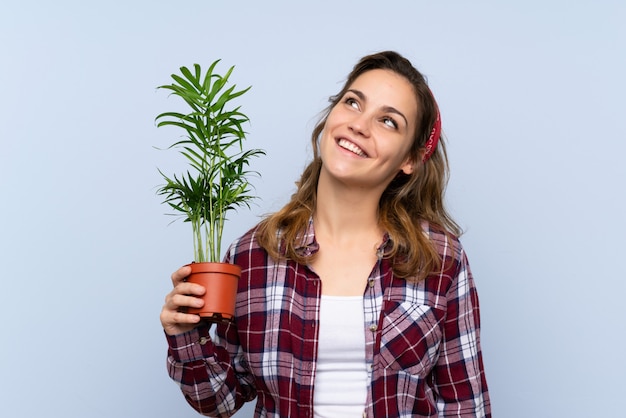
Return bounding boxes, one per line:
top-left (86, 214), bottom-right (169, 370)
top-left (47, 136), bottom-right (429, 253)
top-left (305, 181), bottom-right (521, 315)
top-left (422, 111), bottom-right (441, 162)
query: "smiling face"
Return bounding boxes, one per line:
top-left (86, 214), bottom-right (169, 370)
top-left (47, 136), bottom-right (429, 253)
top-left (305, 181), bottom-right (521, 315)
top-left (319, 69), bottom-right (419, 192)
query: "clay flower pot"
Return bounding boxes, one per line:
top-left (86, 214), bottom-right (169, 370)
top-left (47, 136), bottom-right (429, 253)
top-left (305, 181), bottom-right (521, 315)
top-left (184, 262), bottom-right (241, 322)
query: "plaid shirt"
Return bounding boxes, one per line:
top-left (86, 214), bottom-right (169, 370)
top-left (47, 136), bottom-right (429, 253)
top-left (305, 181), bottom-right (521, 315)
top-left (166, 221), bottom-right (491, 417)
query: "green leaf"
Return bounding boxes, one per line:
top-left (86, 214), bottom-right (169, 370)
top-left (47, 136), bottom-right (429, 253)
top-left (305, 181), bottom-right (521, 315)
top-left (155, 58), bottom-right (265, 262)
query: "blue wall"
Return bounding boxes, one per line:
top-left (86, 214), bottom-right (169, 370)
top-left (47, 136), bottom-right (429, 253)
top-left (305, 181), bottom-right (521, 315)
top-left (1, 1), bottom-right (624, 416)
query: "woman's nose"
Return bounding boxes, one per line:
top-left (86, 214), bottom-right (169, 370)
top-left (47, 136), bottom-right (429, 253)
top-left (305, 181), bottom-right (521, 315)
top-left (348, 113), bottom-right (371, 137)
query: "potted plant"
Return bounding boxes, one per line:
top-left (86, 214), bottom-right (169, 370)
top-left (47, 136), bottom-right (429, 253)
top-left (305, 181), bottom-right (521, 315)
top-left (155, 59), bottom-right (264, 322)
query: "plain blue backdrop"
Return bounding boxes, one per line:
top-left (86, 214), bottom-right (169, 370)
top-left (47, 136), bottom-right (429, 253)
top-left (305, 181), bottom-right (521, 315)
top-left (1, 1), bottom-right (624, 417)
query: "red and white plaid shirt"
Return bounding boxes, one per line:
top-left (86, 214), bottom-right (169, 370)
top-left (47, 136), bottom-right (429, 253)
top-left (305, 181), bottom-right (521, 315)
top-left (166, 221), bottom-right (491, 417)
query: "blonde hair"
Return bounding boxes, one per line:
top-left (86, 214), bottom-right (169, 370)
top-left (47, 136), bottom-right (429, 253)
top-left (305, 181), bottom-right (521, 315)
top-left (257, 51), bottom-right (461, 280)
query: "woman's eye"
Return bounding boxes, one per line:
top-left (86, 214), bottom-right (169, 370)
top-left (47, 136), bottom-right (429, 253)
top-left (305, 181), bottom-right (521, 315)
top-left (383, 117), bottom-right (398, 129)
top-left (345, 97), bottom-right (359, 109)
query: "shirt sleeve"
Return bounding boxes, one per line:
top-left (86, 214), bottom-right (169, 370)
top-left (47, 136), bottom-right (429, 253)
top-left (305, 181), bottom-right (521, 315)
top-left (432, 248), bottom-right (491, 417)
top-left (165, 322), bottom-right (256, 417)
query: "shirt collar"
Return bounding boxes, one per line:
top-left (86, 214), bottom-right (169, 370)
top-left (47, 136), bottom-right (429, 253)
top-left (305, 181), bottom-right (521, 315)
top-left (292, 216), bottom-right (392, 258)
top-left (293, 217), bottom-right (318, 257)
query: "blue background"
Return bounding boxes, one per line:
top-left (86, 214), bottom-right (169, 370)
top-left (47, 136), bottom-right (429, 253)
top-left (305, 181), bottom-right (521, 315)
top-left (1, 1), bottom-right (624, 416)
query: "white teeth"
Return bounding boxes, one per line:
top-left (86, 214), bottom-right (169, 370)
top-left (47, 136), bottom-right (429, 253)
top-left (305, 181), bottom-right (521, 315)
top-left (338, 139), bottom-right (367, 157)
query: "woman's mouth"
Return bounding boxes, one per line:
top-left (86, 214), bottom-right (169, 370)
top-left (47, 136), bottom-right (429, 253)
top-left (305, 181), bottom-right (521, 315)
top-left (337, 138), bottom-right (368, 157)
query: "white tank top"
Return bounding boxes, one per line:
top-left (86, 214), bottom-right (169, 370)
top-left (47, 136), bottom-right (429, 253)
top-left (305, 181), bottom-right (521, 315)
top-left (313, 295), bottom-right (368, 417)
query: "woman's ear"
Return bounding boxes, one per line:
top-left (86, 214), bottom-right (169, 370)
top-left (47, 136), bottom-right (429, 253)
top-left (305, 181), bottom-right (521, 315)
top-left (400, 156), bottom-right (416, 175)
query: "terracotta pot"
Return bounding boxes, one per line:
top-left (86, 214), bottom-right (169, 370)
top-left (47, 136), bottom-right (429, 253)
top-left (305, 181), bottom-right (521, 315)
top-left (184, 262), bottom-right (241, 322)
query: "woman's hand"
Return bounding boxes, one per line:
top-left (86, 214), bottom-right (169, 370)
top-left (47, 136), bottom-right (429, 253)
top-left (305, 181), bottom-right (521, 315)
top-left (160, 265), bottom-right (206, 336)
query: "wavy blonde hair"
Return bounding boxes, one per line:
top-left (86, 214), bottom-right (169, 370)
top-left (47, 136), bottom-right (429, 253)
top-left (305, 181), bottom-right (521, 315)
top-left (257, 51), bottom-right (461, 280)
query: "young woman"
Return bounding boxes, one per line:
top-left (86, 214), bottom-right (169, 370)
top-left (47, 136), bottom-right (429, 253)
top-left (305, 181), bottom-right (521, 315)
top-left (160, 51), bottom-right (491, 417)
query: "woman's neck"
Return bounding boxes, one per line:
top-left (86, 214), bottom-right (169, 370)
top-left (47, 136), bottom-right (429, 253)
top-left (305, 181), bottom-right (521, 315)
top-left (314, 171), bottom-right (384, 243)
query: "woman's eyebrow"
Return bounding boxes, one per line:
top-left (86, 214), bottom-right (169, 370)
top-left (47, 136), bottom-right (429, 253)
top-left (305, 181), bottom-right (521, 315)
top-left (346, 88), bottom-right (408, 126)
top-left (346, 88), bottom-right (366, 101)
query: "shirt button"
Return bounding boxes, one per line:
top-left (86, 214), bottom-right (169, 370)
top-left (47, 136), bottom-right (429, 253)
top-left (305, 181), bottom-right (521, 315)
top-left (369, 324), bottom-right (378, 332)
top-left (368, 279), bottom-right (375, 287)
top-left (198, 337), bottom-right (209, 345)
